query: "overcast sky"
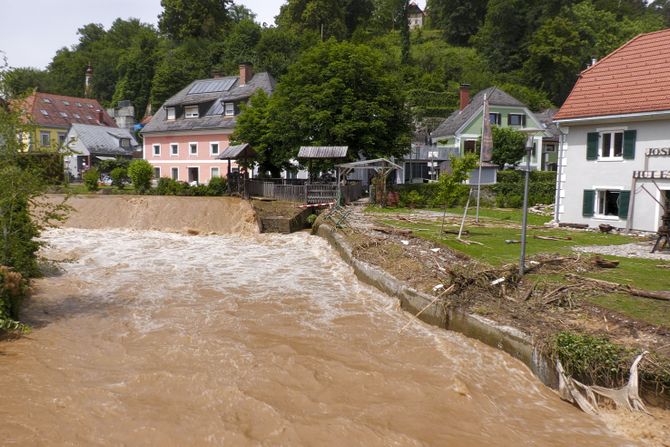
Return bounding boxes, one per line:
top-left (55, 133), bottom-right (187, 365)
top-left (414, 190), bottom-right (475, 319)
top-left (0, 0), bottom-right (285, 69)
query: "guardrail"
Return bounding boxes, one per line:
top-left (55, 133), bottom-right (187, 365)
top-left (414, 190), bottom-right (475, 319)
top-left (247, 180), bottom-right (363, 204)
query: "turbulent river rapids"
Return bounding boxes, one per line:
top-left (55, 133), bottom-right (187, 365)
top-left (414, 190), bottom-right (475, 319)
top-left (0, 228), bottom-right (633, 446)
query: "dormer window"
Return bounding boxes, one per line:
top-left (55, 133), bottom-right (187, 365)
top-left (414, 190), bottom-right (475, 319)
top-left (42, 98), bottom-right (51, 104)
top-left (166, 107), bottom-right (176, 120)
top-left (40, 109), bottom-right (49, 116)
top-left (120, 138), bottom-right (130, 148)
top-left (59, 112), bottom-right (68, 118)
top-left (224, 103), bottom-right (235, 116)
top-left (185, 106), bottom-right (199, 118)
top-left (76, 102), bottom-right (82, 107)
top-left (63, 100), bottom-right (70, 106)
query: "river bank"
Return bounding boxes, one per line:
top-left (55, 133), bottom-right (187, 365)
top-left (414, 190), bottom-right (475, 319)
top-left (312, 204), bottom-right (670, 446)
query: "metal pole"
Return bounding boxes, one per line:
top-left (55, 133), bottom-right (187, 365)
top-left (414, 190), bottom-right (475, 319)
top-left (519, 146), bottom-right (532, 276)
top-left (458, 188), bottom-right (473, 239)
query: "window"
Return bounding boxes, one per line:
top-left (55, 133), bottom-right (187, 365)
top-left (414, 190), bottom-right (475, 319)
top-left (76, 102), bottom-right (82, 107)
top-left (170, 143), bottom-right (179, 156)
top-left (153, 144), bottom-right (161, 156)
top-left (545, 144), bottom-right (556, 152)
top-left (73, 113), bottom-right (81, 119)
top-left (583, 189), bottom-right (630, 219)
top-left (59, 112), bottom-right (68, 117)
top-left (189, 142), bottom-right (198, 155)
top-left (86, 115), bottom-right (93, 120)
top-left (185, 106), bottom-right (199, 118)
top-left (120, 138), bottom-right (130, 148)
top-left (42, 98), bottom-right (51, 103)
top-left (40, 132), bottom-right (50, 147)
top-left (224, 103), bottom-right (235, 116)
top-left (87, 104), bottom-right (94, 108)
top-left (489, 112), bottom-right (501, 125)
top-left (601, 131), bottom-right (623, 159)
top-left (153, 167), bottom-right (161, 178)
top-left (211, 167), bottom-right (220, 178)
top-left (62, 100), bottom-right (70, 106)
top-left (40, 109), bottom-right (49, 116)
top-left (58, 133), bottom-right (66, 145)
top-left (508, 114), bottom-right (525, 126)
top-left (464, 139), bottom-right (479, 154)
top-left (171, 167), bottom-right (179, 180)
top-left (166, 107), bottom-right (176, 120)
top-left (210, 142), bottom-right (219, 155)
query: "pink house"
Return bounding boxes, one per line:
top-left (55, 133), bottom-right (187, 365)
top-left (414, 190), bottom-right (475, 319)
top-left (141, 64), bottom-right (274, 184)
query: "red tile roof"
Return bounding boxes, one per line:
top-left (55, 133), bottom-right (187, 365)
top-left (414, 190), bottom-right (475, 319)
top-left (555, 28), bottom-right (670, 121)
top-left (17, 92), bottom-right (116, 128)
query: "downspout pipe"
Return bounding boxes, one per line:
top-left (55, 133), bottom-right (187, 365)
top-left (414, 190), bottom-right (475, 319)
top-left (554, 124), bottom-right (567, 224)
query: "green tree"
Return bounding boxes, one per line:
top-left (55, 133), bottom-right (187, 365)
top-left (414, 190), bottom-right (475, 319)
top-left (2, 67), bottom-right (53, 97)
top-left (158, 0), bottom-right (232, 41)
top-left (436, 153), bottom-right (478, 206)
top-left (262, 40), bottom-right (411, 174)
top-left (428, 0), bottom-right (489, 45)
top-left (83, 167), bottom-right (100, 191)
top-left (491, 126), bottom-right (527, 169)
top-left (254, 27), bottom-right (319, 79)
top-left (110, 167), bottom-right (128, 189)
top-left (127, 159), bottom-right (154, 193)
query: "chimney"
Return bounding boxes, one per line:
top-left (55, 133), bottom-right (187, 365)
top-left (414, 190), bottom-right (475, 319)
top-left (239, 63), bottom-right (254, 86)
top-left (459, 84), bottom-right (470, 110)
top-left (85, 63), bottom-right (93, 98)
top-left (97, 109), bottom-right (104, 125)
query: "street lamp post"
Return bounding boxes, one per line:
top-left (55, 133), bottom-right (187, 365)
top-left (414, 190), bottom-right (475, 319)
top-left (517, 129), bottom-right (542, 277)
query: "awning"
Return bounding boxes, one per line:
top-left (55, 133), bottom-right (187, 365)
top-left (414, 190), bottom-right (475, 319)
top-left (95, 156), bottom-right (116, 160)
top-left (218, 143), bottom-right (256, 159)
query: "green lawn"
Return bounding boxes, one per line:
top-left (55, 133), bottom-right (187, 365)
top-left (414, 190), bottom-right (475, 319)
top-left (365, 205), bottom-right (552, 226)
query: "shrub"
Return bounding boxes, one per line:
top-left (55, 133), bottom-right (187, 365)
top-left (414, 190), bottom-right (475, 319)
top-left (97, 158), bottom-right (130, 175)
top-left (0, 266), bottom-right (28, 332)
top-left (127, 159), bottom-right (153, 193)
top-left (492, 170), bottom-right (556, 208)
top-left (206, 176), bottom-right (228, 196)
top-left (110, 167), bottom-right (128, 190)
top-left (82, 167), bottom-right (100, 192)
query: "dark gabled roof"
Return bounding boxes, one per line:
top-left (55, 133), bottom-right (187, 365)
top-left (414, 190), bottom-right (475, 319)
top-left (142, 72), bottom-right (275, 134)
top-left (218, 143), bottom-right (256, 159)
top-left (17, 92), bottom-right (116, 129)
top-left (69, 123), bottom-right (138, 156)
top-left (535, 108), bottom-right (560, 139)
top-left (298, 146), bottom-right (349, 159)
top-left (555, 28), bottom-right (670, 120)
top-left (431, 87), bottom-right (526, 140)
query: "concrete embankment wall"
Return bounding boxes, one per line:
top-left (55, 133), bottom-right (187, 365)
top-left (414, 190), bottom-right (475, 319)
top-left (316, 223), bottom-right (560, 390)
top-left (48, 195), bottom-right (261, 235)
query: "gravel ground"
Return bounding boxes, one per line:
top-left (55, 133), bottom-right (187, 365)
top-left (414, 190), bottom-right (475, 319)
top-left (574, 241), bottom-right (670, 260)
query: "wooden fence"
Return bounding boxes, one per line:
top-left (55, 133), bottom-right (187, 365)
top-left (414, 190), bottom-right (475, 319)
top-left (247, 180), bottom-right (363, 204)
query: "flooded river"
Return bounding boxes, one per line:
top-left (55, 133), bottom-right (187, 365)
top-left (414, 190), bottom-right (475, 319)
top-left (0, 229), bottom-right (632, 446)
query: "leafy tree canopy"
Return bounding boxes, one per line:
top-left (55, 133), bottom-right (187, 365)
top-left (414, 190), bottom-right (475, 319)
top-left (491, 126), bottom-right (528, 169)
top-left (158, 0), bottom-right (232, 41)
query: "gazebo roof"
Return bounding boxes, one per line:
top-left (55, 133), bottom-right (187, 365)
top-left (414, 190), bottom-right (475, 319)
top-left (298, 146), bottom-right (348, 159)
top-left (218, 143), bottom-right (256, 159)
top-left (336, 158), bottom-right (401, 170)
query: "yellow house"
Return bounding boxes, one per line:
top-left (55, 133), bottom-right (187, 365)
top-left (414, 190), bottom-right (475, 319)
top-left (17, 91), bottom-right (117, 151)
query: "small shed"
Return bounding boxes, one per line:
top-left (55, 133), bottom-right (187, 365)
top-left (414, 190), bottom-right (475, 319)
top-left (297, 146), bottom-right (349, 181)
top-left (218, 143), bottom-right (257, 175)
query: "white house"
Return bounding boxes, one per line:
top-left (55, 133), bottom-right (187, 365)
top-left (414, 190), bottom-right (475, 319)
top-left (553, 29), bottom-right (670, 233)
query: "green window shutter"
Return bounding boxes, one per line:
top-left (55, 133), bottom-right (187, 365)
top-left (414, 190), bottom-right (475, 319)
top-left (522, 115), bottom-right (527, 126)
top-left (583, 190), bottom-right (595, 217)
top-left (623, 130), bottom-right (637, 160)
top-left (586, 132), bottom-right (599, 160)
top-left (618, 190), bottom-right (631, 219)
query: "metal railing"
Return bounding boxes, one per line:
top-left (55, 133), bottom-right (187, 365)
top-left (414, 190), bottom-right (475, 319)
top-left (247, 180), bottom-right (363, 204)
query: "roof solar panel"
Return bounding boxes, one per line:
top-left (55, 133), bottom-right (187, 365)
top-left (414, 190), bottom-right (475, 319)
top-left (188, 78), bottom-right (236, 95)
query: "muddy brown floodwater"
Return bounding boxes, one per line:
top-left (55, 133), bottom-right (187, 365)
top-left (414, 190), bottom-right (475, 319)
top-left (0, 229), bottom-right (634, 446)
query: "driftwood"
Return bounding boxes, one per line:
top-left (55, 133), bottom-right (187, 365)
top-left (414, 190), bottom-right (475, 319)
top-left (565, 273), bottom-right (670, 302)
top-left (505, 239), bottom-right (520, 244)
top-left (533, 235), bottom-right (572, 241)
top-left (372, 226), bottom-right (412, 236)
top-left (399, 284), bottom-right (456, 333)
top-left (457, 238), bottom-right (484, 246)
top-left (593, 256), bottom-right (620, 269)
top-left (559, 222), bottom-right (589, 229)
top-left (443, 229), bottom-right (469, 236)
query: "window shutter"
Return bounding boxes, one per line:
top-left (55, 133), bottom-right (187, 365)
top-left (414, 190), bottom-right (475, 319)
top-left (522, 115), bottom-right (527, 126)
top-left (582, 190), bottom-right (595, 217)
top-left (617, 190), bottom-right (631, 219)
top-left (507, 114), bottom-right (511, 125)
top-left (623, 130), bottom-right (636, 160)
top-left (586, 132), bottom-right (599, 160)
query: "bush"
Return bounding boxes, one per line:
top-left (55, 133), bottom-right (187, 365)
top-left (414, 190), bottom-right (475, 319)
top-left (97, 158), bottom-right (130, 175)
top-left (0, 266), bottom-right (28, 332)
top-left (127, 159), bottom-right (153, 193)
top-left (109, 167), bottom-right (128, 190)
top-left (82, 168), bottom-right (100, 192)
top-left (492, 170), bottom-right (556, 208)
top-left (206, 176), bottom-right (228, 196)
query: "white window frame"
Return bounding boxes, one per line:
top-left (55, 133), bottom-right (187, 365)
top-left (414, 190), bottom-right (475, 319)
top-left (120, 138), bottom-right (130, 148)
top-left (489, 112), bottom-right (501, 125)
top-left (211, 167), bottom-right (220, 178)
top-left (40, 131), bottom-right (50, 147)
top-left (224, 103), bottom-right (235, 116)
top-left (171, 167), bottom-right (179, 180)
top-left (599, 131), bottom-right (624, 160)
top-left (166, 107), bottom-right (176, 120)
top-left (189, 142), bottom-right (198, 155)
top-left (185, 106), bottom-right (199, 119)
top-left (210, 142), bottom-right (220, 156)
top-left (153, 167), bottom-right (161, 178)
top-left (170, 142), bottom-right (179, 156)
top-left (188, 166), bottom-right (200, 184)
top-left (595, 188), bottom-right (623, 219)
top-left (153, 144), bottom-right (161, 156)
